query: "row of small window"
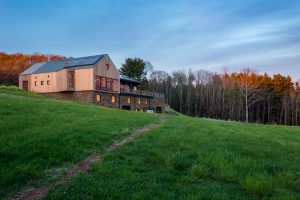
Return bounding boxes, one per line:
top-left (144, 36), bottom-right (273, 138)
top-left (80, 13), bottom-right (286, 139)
top-left (34, 80), bottom-right (50, 86)
top-left (96, 95), bottom-right (116, 103)
top-left (131, 97), bottom-right (148, 105)
top-left (96, 95), bottom-right (148, 105)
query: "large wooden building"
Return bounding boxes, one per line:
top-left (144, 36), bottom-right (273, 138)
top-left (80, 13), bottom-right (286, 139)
top-left (19, 54), bottom-right (165, 113)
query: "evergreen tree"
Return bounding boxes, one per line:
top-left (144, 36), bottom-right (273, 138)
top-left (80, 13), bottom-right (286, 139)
top-left (120, 58), bottom-right (151, 89)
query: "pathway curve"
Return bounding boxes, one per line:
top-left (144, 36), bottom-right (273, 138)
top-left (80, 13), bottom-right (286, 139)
top-left (11, 118), bottom-right (166, 200)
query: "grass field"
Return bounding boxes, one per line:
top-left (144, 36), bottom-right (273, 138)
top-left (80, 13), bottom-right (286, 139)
top-left (1, 88), bottom-right (300, 199)
top-left (0, 88), bottom-right (159, 199)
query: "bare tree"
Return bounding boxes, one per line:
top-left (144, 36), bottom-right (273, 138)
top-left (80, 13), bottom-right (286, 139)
top-left (235, 68), bottom-right (266, 123)
top-left (173, 71), bottom-right (187, 113)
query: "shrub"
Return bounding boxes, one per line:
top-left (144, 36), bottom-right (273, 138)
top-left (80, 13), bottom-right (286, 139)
top-left (0, 84), bottom-right (18, 89)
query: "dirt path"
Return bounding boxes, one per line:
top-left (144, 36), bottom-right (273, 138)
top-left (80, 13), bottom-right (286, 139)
top-left (10, 118), bottom-right (166, 200)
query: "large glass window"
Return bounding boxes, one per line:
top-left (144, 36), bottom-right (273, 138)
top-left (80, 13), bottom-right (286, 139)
top-left (107, 78), bottom-right (113, 91)
top-left (95, 76), bottom-right (116, 92)
top-left (96, 76), bottom-right (101, 90)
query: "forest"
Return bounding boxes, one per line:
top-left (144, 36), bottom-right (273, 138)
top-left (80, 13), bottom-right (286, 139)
top-left (1, 52), bottom-right (300, 126)
top-left (0, 52), bottom-right (65, 85)
top-left (149, 69), bottom-right (300, 126)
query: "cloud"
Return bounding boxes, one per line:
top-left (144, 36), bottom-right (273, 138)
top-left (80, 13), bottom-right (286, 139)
top-left (1, 0), bottom-right (300, 80)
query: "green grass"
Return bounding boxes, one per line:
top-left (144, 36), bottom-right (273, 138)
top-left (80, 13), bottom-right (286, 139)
top-left (1, 88), bottom-right (300, 199)
top-left (45, 117), bottom-right (300, 200)
top-left (0, 85), bottom-right (44, 97)
top-left (0, 88), bottom-right (160, 199)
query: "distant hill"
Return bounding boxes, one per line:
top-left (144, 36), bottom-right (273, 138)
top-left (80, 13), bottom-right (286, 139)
top-left (0, 52), bottom-right (66, 85)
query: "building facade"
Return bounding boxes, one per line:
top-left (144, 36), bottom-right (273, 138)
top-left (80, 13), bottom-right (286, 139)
top-left (19, 54), bottom-right (165, 113)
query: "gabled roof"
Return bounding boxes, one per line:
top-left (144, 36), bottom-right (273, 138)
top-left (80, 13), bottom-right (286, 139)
top-left (120, 75), bottom-right (141, 84)
top-left (20, 54), bottom-right (106, 75)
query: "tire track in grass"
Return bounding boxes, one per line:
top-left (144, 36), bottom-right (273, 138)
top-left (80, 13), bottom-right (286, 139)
top-left (10, 118), bottom-right (166, 200)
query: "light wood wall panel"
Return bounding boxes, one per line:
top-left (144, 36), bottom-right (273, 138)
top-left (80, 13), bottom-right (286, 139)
top-left (56, 69), bottom-right (68, 92)
top-left (19, 72), bottom-right (58, 93)
top-left (74, 68), bottom-right (94, 91)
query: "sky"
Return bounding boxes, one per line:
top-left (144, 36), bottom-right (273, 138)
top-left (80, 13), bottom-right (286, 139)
top-left (1, 0), bottom-right (300, 80)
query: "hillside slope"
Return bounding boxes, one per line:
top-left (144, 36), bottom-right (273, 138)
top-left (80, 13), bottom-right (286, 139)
top-left (1, 88), bottom-right (300, 199)
top-left (45, 116), bottom-right (300, 200)
top-left (0, 88), bottom-right (160, 199)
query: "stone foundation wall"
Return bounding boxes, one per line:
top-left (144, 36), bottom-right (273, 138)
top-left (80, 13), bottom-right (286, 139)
top-left (119, 96), bottom-right (151, 111)
top-left (93, 91), bottom-right (119, 109)
top-left (150, 97), bottom-right (165, 113)
top-left (42, 91), bottom-right (165, 113)
top-left (119, 95), bottom-right (165, 112)
top-left (42, 91), bottom-right (94, 103)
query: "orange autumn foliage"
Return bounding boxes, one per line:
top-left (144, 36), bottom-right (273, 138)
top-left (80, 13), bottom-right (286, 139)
top-left (0, 52), bottom-right (66, 85)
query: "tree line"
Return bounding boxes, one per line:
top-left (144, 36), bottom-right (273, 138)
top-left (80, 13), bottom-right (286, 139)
top-left (0, 52), bottom-right (65, 85)
top-left (1, 53), bottom-right (299, 126)
top-left (148, 68), bottom-right (300, 126)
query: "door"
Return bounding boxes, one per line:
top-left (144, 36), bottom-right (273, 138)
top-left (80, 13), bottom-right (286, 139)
top-left (68, 71), bottom-right (75, 89)
top-left (22, 81), bottom-right (28, 91)
top-left (156, 107), bottom-right (162, 113)
top-left (122, 105), bottom-right (131, 110)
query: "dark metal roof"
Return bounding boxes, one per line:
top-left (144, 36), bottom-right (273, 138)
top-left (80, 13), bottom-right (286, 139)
top-left (20, 54), bottom-right (106, 75)
top-left (120, 75), bottom-right (141, 84)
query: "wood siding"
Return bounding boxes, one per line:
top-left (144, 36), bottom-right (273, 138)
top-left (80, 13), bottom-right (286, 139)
top-left (19, 55), bottom-right (120, 93)
top-left (94, 55), bottom-right (120, 93)
top-left (19, 72), bottom-right (57, 93)
top-left (74, 68), bottom-right (94, 91)
top-left (56, 69), bottom-right (68, 92)
top-left (19, 70), bottom-right (68, 93)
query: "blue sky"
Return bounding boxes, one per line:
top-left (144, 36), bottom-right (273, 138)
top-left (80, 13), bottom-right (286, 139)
top-left (1, 0), bottom-right (300, 80)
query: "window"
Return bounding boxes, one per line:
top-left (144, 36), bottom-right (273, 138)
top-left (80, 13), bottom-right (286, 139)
top-left (48, 75), bottom-right (50, 78)
top-left (68, 71), bottom-right (75, 88)
top-left (96, 94), bottom-right (101, 102)
top-left (47, 80), bottom-right (50, 85)
top-left (101, 77), bottom-right (107, 90)
top-left (41, 81), bottom-right (44, 85)
top-left (34, 81), bottom-right (37, 86)
top-left (95, 76), bottom-right (116, 92)
top-left (127, 97), bottom-right (131, 104)
top-left (145, 99), bottom-right (148, 105)
top-left (137, 98), bottom-right (141, 104)
top-left (107, 78), bottom-right (113, 91)
top-left (106, 64), bottom-right (109, 70)
top-left (35, 76), bottom-right (37, 79)
top-left (112, 95), bottom-right (116, 103)
top-left (95, 76), bottom-right (101, 90)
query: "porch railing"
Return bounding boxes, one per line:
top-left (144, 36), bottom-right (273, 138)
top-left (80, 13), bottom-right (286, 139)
top-left (120, 88), bottom-right (164, 98)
